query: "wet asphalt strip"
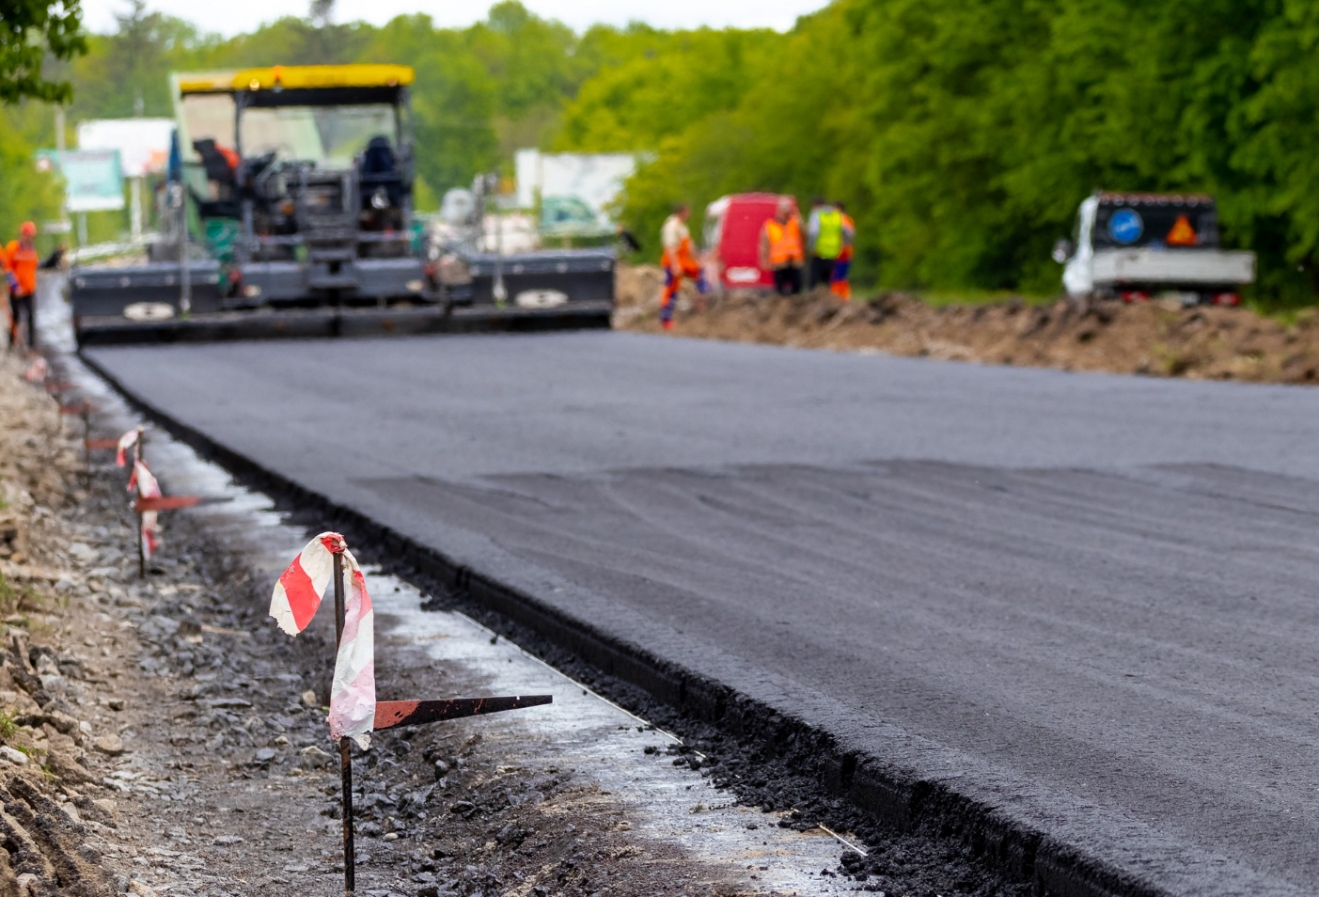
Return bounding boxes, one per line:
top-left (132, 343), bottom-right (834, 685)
top-left (80, 330), bottom-right (1319, 897)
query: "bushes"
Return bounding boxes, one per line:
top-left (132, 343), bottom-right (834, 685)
top-left (560, 0), bottom-right (1319, 301)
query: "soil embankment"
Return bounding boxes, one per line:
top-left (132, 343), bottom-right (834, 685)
top-left (616, 264), bottom-right (1319, 383)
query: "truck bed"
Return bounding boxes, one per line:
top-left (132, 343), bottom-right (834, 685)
top-left (1092, 248), bottom-right (1255, 287)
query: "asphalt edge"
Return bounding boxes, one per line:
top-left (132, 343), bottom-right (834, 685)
top-left (81, 349), bottom-right (1167, 897)
top-left (74, 303), bottom-right (613, 346)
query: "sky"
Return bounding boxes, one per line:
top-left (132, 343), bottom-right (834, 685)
top-left (80, 0), bottom-right (824, 36)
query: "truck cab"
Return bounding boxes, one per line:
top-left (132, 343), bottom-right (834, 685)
top-left (1056, 192), bottom-right (1254, 304)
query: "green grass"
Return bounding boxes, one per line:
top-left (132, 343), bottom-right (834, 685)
top-left (0, 573), bottom-right (43, 617)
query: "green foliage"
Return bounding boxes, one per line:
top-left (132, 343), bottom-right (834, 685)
top-left (0, 108), bottom-right (61, 244)
top-left (555, 28), bottom-right (778, 153)
top-left (63, 1), bottom-right (202, 119)
top-left (558, 0), bottom-right (1319, 300)
top-left (1232, 0), bottom-right (1319, 303)
top-left (0, 0), bottom-right (87, 103)
top-left (359, 17), bottom-right (499, 195)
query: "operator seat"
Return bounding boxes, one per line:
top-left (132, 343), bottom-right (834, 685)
top-left (191, 139), bottom-right (241, 219)
top-left (358, 136), bottom-right (406, 210)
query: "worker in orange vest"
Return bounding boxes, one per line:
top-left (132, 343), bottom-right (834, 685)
top-left (3, 222), bottom-right (62, 351)
top-left (759, 198), bottom-right (803, 295)
top-left (659, 204), bottom-right (705, 331)
top-left (830, 202), bottom-right (856, 301)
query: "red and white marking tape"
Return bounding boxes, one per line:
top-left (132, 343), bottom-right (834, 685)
top-left (127, 459), bottom-right (162, 557)
top-left (21, 356), bottom-right (48, 384)
top-left (270, 533), bottom-right (376, 748)
top-left (115, 427), bottom-right (141, 467)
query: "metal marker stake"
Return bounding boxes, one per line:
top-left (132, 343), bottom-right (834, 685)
top-left (332, 550), bottom-right (355, 894)
top-left (134, 434), bottom-right (144, 579)
top-left (273, 535), bottom-right (551, 897)
top-left (136, 511), bottom-right (145, 578)
top-left (82, 407), bottom-right (90, 484)
top-left (179, 183), bottom-right (192, 316)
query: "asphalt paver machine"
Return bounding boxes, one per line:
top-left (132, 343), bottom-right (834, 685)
top-left (72, 65), bottom-right (431, 315)
top-left (69, 64), bottom-right (616, 344)
top-left (222, 64), bottom-right (428, 307)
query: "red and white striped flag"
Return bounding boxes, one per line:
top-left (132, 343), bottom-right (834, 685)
top-left (127, 459), bottom-right (160, 498)
top-left (128, 459), bottom-right (162, 557)
top-left (269, 533), bottom-right (375, 748)
top-left (115, 428), bottom-right (141, 467)
top-left (21, 357), bottom-right (47, 383)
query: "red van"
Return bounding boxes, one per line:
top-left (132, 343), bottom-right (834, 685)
top-left (703, 193), bottom-right (797, 291)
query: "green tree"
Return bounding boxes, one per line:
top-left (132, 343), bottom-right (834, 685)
top-left (359, 15), bottom-right (499, 195)
top-left (0, 110), bottom-right (61, 241)
top-left (0, 0), bottom-right (86, 103)
top-left (1233, 0), bottom-right (1319, 298)
top-left (64, 1), bottom-right (202, 120)
top-left (555, 28), bottom-right (778, 154)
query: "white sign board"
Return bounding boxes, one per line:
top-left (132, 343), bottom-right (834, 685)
top-left (515, 149), bottom-right (638, 224)
top-left (38, 149), bottom-right (125, 212)
top-left (77, 118), bottom-right (175, 178)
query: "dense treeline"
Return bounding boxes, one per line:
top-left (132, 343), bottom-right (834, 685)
top-left (3, 0), bottom-right (1318, 301)
top-left (560, 0), bottom-right (1319, 301)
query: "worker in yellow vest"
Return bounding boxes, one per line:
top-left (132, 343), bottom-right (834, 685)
top-left (759, 198), bottom-right (804, 295)
top-left (830, 203), bottom-right (856, 301)
top-left (807, 197), bottom-right (853, 291)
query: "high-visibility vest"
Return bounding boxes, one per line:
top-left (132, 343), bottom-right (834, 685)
top-left (4, 242), bottom-right (38, 295)
top-left (764, 216), bottom-right (803, 267)
top-left (662, 235), bottom-right (700, 276)
top-left (838, 213), bottom-right (855, 262)
top-left (815, 209), bottom-right (844, 260)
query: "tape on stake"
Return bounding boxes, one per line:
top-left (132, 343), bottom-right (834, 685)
top-left (269, 533), bottom-right (376, 748)
top-left (21, 357), bottom-right (47, 384)
top-left (268, 534), bottom-right (551, 894)
top-left (115, 428), bottom-right (141, 468)
top-left (128, 459), bottom-right (163, 563)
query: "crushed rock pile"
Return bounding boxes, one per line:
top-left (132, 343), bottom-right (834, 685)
top-left (615, 264), bottom-right (1319, 384)
top-left (0, 355), bottom-right (115, 896)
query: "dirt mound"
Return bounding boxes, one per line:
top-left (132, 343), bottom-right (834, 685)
top-left (615, 264), bottom-right (1319, 384)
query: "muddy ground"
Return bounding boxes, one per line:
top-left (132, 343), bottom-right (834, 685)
top-left (615, 265), bottom-right (1319, 384)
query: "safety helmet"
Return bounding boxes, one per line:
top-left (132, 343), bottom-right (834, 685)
top-left (19, 222), bottom-right (36, 238)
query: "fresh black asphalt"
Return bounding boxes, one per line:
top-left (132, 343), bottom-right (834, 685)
top-left (86, 332), bottom-right (1319, 896)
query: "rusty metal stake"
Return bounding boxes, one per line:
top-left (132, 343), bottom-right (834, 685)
top-left (81, 406), bottom-right (91, 486)
top-left (303, 543), bottom-right (551, 895)
top-left (58, 399), bottom-right (90, 437)
top-left (136, 509), bottom-right (145, 578)
top-left (134, 435), bottom-right (145, 579)
top-left (332, 550), bottom-right (355, 895)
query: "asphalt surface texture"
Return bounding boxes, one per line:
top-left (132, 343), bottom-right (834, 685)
top-left (86, 331), bottom-right (1319, 897)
